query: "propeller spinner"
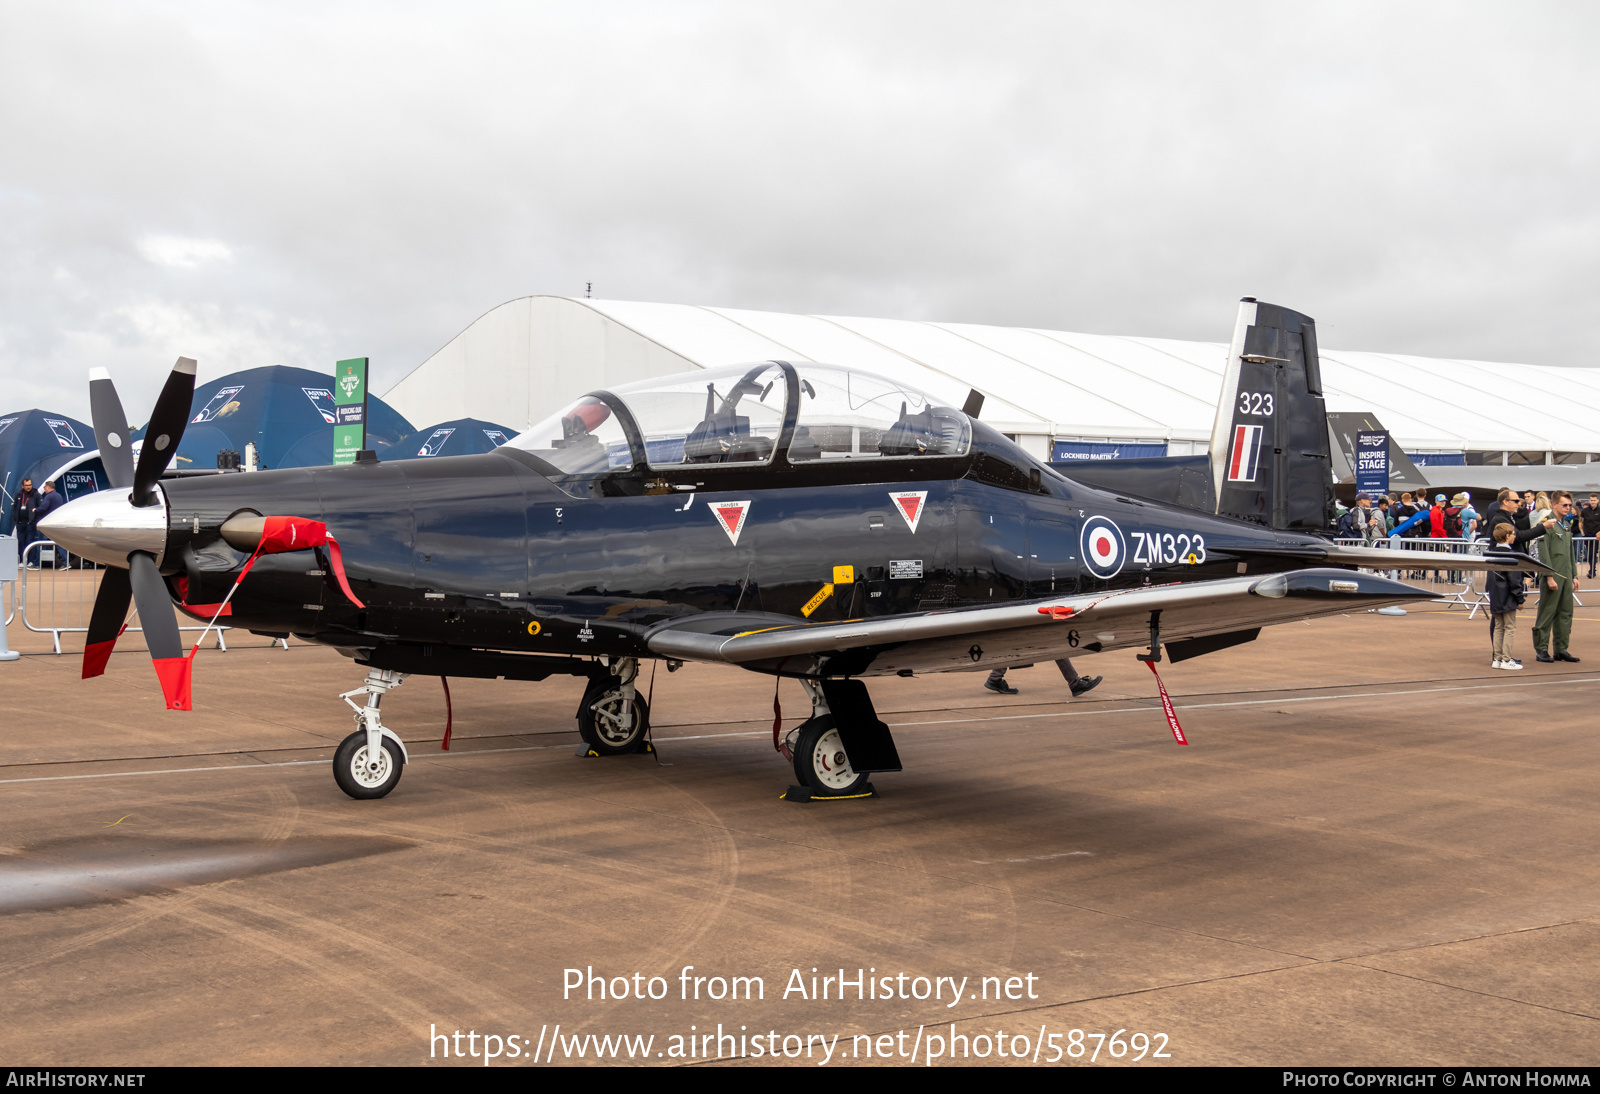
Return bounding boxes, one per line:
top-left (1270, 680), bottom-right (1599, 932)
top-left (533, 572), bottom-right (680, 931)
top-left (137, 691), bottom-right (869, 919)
top-left (37, 358), bottom-right (196, 708)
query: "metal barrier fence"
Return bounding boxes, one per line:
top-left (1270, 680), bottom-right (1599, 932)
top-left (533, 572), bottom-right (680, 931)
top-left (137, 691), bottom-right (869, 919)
top-left (14, 539), bottom-right (231, 654)
top-left (1335, 535), bottom-right (1595, 615)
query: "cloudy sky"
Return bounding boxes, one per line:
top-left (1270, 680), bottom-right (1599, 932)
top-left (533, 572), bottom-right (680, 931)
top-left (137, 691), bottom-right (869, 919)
top-left (2, 1), bottom-right (1596, 423)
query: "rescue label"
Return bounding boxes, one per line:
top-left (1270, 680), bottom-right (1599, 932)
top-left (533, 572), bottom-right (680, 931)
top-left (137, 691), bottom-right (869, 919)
top-left (801, 584), bottom-right (835, 617)
top-left (889, 560), bottom-right (923, 579)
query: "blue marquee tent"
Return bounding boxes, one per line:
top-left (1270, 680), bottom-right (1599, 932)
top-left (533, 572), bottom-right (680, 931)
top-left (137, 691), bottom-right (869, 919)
top-left (390, 417), bottom-right (516, 460)
top-left (138, 365), bottom-right (416, 472)
top-left (0, 409), bottom-right (99, 535)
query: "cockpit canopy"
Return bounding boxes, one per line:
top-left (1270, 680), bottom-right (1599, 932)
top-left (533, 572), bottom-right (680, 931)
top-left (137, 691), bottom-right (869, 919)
top-left (506, 362), bottom-right (972, 482)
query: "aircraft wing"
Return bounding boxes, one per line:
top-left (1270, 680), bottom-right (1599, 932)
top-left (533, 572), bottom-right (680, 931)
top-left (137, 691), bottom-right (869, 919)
top-left (645, 567), bottom-right (1439, 676)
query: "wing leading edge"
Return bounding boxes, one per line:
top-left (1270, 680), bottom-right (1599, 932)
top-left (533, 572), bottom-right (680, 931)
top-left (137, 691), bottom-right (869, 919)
top-left (646, 568), bottom-right (1438, 677)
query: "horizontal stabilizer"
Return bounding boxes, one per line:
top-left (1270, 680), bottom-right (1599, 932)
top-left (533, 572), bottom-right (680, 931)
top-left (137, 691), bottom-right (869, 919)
top-left (1253, 542), bottom-right (1554, 575)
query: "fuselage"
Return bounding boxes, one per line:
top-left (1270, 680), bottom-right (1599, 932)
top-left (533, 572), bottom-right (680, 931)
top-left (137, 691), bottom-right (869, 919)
top-left (154, 420), bottom-right (1325, 663)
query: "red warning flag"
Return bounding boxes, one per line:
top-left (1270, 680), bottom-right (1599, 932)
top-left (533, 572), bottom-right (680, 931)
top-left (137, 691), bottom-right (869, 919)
top-left (1146, 660), bottom-right (1188, 745)
top-left (235, 516), bottom-right (363, 609)
top-left (154, 656), bottom-right (194, 712)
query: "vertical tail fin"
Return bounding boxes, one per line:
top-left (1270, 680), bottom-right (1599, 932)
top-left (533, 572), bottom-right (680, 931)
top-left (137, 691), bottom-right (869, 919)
top-left (1207, 299), bottom-right (1335, 533)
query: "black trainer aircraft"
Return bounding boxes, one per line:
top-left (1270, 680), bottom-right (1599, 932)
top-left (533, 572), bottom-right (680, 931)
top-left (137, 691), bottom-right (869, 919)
top-left (39, 299), bottom-right (1538, 800)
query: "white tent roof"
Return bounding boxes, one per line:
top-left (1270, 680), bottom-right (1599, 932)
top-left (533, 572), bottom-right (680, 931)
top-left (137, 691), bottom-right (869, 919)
top-left (383, 295), bottom-right (1600, 455)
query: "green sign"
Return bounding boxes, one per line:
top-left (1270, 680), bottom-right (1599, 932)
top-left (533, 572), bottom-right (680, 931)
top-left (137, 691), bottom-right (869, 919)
top-left (332, 357), bottom-right (368, 465)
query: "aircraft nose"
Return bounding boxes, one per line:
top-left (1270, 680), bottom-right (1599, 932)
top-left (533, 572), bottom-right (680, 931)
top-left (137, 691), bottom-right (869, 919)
top-left (36, 489), bottom-right (168, 569)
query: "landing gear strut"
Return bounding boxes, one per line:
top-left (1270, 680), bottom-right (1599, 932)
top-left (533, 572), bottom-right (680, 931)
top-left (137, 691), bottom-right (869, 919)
top-left (577, 657), bottom-right (651, 755)
top-left (334, 667), bottom-right (410, 799)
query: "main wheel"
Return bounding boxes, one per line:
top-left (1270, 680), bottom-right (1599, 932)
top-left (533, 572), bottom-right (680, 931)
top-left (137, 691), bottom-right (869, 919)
top-left (578, 679), bottom-right (651, 755)
top-left (333, 730), bottom-right (405, 799)
top-left (792, 718), bottom-right (871, 796)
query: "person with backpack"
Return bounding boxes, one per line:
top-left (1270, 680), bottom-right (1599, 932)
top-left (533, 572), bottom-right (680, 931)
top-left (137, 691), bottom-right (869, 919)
top-left (1448, 493), bottom-right (1478, 540)
top-left (1341, 494), bottom-right (1380, 541)
top-left (1336, 499), bottom-right (1362, 540)
top-left (1393, 492), bottom-right (1418, 535)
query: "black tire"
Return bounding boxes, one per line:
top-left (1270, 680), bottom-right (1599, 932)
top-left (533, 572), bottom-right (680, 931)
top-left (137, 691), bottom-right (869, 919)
top-left (333, 729), bottom-right (405, 799)
top-left (792, 717), bottom-right (871, 796)
top-left (577, 678), bottom-right (651, 755)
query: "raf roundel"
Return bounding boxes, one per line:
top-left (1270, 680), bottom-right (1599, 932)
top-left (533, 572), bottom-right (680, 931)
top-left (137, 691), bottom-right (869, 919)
top-left (1080, 515), bottom-right (1126, 579)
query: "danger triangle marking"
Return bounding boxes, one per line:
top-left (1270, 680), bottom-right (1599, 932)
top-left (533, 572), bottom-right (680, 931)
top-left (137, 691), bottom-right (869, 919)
top-left (888, 490), bottom-right (928, 533)
top-left (711, 500), bottom-right (752, 545)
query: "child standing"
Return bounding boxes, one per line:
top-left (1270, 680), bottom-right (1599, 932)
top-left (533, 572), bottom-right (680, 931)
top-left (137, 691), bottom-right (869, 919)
top-left (1486, 521), bottom-right (1526, 669)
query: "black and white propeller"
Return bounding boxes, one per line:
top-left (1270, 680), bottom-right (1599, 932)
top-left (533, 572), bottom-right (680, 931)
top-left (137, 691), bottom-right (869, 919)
top-left (40, 358), bottom-right (197, 708)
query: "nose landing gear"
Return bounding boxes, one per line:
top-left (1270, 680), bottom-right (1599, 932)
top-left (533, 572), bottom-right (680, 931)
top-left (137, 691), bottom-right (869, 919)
top-left (334, 667), bottom-right (410, 799)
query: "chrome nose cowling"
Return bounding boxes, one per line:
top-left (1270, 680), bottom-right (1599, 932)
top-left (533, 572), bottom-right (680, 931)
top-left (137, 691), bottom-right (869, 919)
top-left (36, 488), bottom-right (168, 569)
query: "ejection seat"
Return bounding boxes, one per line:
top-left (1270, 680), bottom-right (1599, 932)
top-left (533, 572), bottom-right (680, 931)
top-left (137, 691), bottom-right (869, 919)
top-left (878, 402), bottom-right (964, 457)
top-left (682, 380), bottom-right (776, 464)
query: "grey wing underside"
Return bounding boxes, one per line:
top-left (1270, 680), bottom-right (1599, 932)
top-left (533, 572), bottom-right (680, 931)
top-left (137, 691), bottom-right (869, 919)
top-left (646, 567), bottom-right (1438, 677)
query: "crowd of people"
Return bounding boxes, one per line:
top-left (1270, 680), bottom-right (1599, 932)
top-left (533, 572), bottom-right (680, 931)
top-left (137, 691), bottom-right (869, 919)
top-left (1336, 487), bottom-right (1600, 556)
top-left (1336, 486), bottom-right (1597, 671)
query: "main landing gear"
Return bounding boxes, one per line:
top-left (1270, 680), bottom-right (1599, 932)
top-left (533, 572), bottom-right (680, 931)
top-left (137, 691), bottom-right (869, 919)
top-left (789, 680), bottom-right (870, 796)
top-left (577, 657), bottom-right (652, 755)
top-left (334, 667), bottom-right (410, 799)
top-left (785, 679), bottom-right (901, 798)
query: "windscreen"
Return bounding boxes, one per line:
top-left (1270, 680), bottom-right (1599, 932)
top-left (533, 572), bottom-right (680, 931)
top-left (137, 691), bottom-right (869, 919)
top-left (505, 396), bottom-right (633, 474)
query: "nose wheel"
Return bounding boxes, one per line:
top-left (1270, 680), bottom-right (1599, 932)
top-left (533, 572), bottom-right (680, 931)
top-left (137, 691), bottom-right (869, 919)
top-left (333, 731), bottom-right (405, 799)
top-left (333, 666), bottom-right (409, 799)
top-left (792, 719), bottom-right (870, 796)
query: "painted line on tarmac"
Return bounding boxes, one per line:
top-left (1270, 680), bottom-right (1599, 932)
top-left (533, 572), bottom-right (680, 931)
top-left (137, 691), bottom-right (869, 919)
top-left (3, 675), bottom-right (1598, 787)
top-left (0, 744), bottom-right (585, 786)
top-left (886, 674), bottom-right (1600, 728)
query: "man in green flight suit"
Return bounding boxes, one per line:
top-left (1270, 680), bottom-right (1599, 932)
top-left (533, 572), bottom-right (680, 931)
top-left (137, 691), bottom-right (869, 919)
top-left (1534, 491), bottom-right (1581, 663)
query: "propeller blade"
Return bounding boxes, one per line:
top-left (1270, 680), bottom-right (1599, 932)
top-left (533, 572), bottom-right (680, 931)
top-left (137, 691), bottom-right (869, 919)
top-left (132, 356), bottom-right (197, 507)
top-left (88, 367), bottom-right (135, 490)
top-left (83, 566), bottom-right (133, 679)
top-left (128, 551), bottom-right (191, 710)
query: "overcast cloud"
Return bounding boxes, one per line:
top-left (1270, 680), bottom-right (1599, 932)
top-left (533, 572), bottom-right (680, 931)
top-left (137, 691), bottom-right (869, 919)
top-left (2, 0), bottom-right (1597, 423)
